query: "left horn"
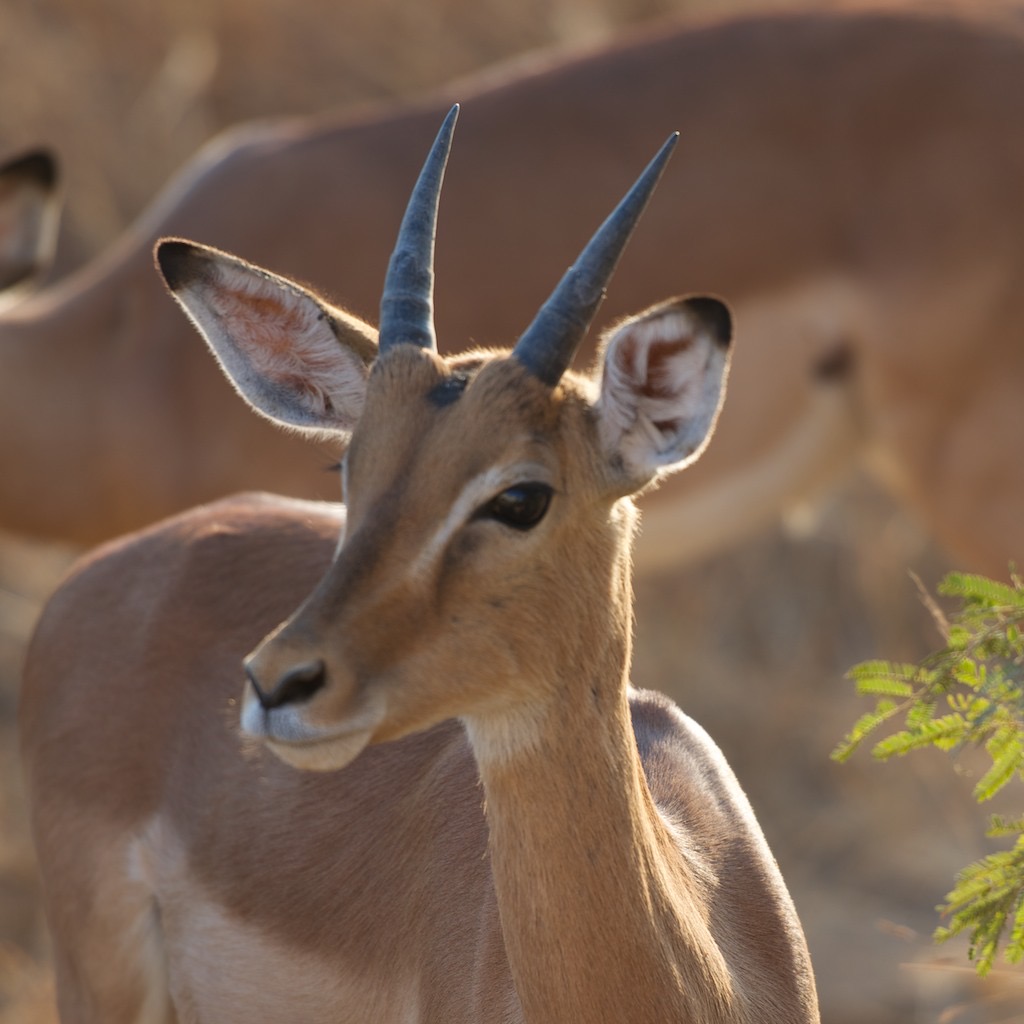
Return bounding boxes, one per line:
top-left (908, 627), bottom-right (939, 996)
top-left (513, 132), bottom-right (679, 386)
top-left (378, 104), bottom-right (459, 354)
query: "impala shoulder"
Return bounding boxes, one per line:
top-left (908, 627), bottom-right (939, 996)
top-left (157, 492), bottom-right (345, 556)
top-left (39, 493), bottom-right (341, 635)
top-left (628, 685), bottom-right (723, 766)
top-left (629, 686), bottom-right (762, 835)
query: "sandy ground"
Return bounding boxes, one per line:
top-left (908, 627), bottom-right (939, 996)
top-left (1, 0), bottom-right (1022, 1020)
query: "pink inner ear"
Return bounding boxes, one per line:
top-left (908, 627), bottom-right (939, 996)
top-left (210, 278), bottom-right (348, 390)
top-left (615, 334), bottom-right (643, 383)
top-left (612, 321), bottom-right (698, 402)
top-left (643, 334), bottom-right (695, 401)
top-left (214, 286), bottom-right (303, 360)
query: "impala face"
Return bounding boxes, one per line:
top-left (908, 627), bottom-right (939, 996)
top-left (157, 106), bottom-right (732, 772)
top-left (247, 349), bottom-right (602, 768)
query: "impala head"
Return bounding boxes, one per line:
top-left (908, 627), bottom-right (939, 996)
top-left (156, 106), bottom-right (731, 771)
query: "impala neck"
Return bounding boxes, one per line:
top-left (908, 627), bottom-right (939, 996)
top-left (464, 513), bottom-right (738, 1024)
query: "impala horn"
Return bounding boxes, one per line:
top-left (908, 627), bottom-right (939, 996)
top-left (513, 132), bottom-right (679, 387)
top-left (378, 104), bottom-right (459, 354)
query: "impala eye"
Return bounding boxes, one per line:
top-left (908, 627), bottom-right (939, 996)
top-left (477, 483), bottom-right (553, 531)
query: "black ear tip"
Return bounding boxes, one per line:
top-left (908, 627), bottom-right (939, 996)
top-left (684, 296), bottom-right (732, 348)
top-left (1, 149), bottom-right (58, 190)
top-left (155, 238), bottom-right (201, 291)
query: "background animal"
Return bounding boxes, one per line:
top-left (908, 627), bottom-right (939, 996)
top-left (2, 1), bottom-right (1022, 1020)
top-left (0, 2), bottom-right (1023, 578)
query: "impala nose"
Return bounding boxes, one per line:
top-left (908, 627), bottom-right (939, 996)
top-left (247, 659), bottom-right (327, 710)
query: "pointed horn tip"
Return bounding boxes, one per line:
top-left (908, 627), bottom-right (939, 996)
top-left (644, 131), bottom-right (680, 180)
top-left (434, 104), bottom-right (460, 149)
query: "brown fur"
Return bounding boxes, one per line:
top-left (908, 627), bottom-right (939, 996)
top-left (22, 487), bottom-right (817, 1023)
top-left (22, 315), bottom-right (817, 1020)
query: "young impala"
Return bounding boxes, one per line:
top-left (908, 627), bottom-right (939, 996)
top-left (21, 108), bottom-right (818, 1022)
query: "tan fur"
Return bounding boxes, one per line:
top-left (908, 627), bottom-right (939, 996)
top-left (22, 286), bottom-right (818, 1020)
top-left (2, 2), bottom-right (1024, 576)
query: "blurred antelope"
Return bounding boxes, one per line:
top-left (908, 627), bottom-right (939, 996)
top-left (1, 2), bottom-right (1023, 574)
top-left (21, 108), bottom-right (818, 1023)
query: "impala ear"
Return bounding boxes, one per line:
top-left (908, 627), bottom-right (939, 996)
top-left (155, 238), bottom-right (378, 436)
top-left (595, 296), bottom-right (732, 490)
top-left (0, 149), bottom-right (61, 307)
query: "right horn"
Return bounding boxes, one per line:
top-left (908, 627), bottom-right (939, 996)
top-left (511, 132), bottom-right (679, 387)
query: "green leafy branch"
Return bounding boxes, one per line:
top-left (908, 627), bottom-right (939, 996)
top-left (833, 570), bottom-right (1024, 975)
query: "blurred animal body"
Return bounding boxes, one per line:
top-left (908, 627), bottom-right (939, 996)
top-left (20, 112), bottom-right (818, 1022)
top-left (3, 2), bottom-right (1024, 574)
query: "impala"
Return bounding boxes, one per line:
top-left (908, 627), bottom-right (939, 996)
top-left (2, 2), bottom-right (1023, 575)
top-left (20, 109), bottom-right (818, 1022)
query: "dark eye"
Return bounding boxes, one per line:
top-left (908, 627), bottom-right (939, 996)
top-left (476, 483), bottom-right (553, 531)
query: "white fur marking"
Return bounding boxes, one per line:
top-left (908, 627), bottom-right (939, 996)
top-left (124, 825), bottom-right (177, 1024)
top-left (406, 461), bottom-right (553, 583)
top-left (137, 818), bottom-right (421, 1023)
top-left (240, 681), bottom-right (385, 765)
top-left (462, 702), bottom-right (548, 768)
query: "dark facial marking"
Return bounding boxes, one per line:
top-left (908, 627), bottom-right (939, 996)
top-left (427, 371), bottom-right (470, 407)
top-left (814, 340), bottom-right (854, 382)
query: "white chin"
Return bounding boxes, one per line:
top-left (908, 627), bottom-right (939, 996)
top-left (239, 689), bottom-right (384, 771)
top-left (265, 729), bottom-right (374, 772)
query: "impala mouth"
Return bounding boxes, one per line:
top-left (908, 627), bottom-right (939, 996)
top-left (240, 689), bottom-right (384, 772)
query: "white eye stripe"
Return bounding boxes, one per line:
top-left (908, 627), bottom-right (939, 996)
top-left (406, 467), bottom-right (506, 582)
top-left (406, 462), bottom-right (552, 582)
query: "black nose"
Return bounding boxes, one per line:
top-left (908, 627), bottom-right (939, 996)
top-left (247, 660), bottom-right (327, 710)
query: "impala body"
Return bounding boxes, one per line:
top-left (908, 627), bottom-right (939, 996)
top-left (21, 111), bottom-right (818, 1022)
top-left (1, 2), bottom-right (1022, 574)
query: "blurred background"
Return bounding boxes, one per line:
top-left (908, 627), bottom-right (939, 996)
top-left (0, 0), bottom-right (1022, 1020)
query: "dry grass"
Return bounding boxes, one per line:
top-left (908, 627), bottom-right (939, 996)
top-left (0, 0), bottom-right (1022, 1021)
